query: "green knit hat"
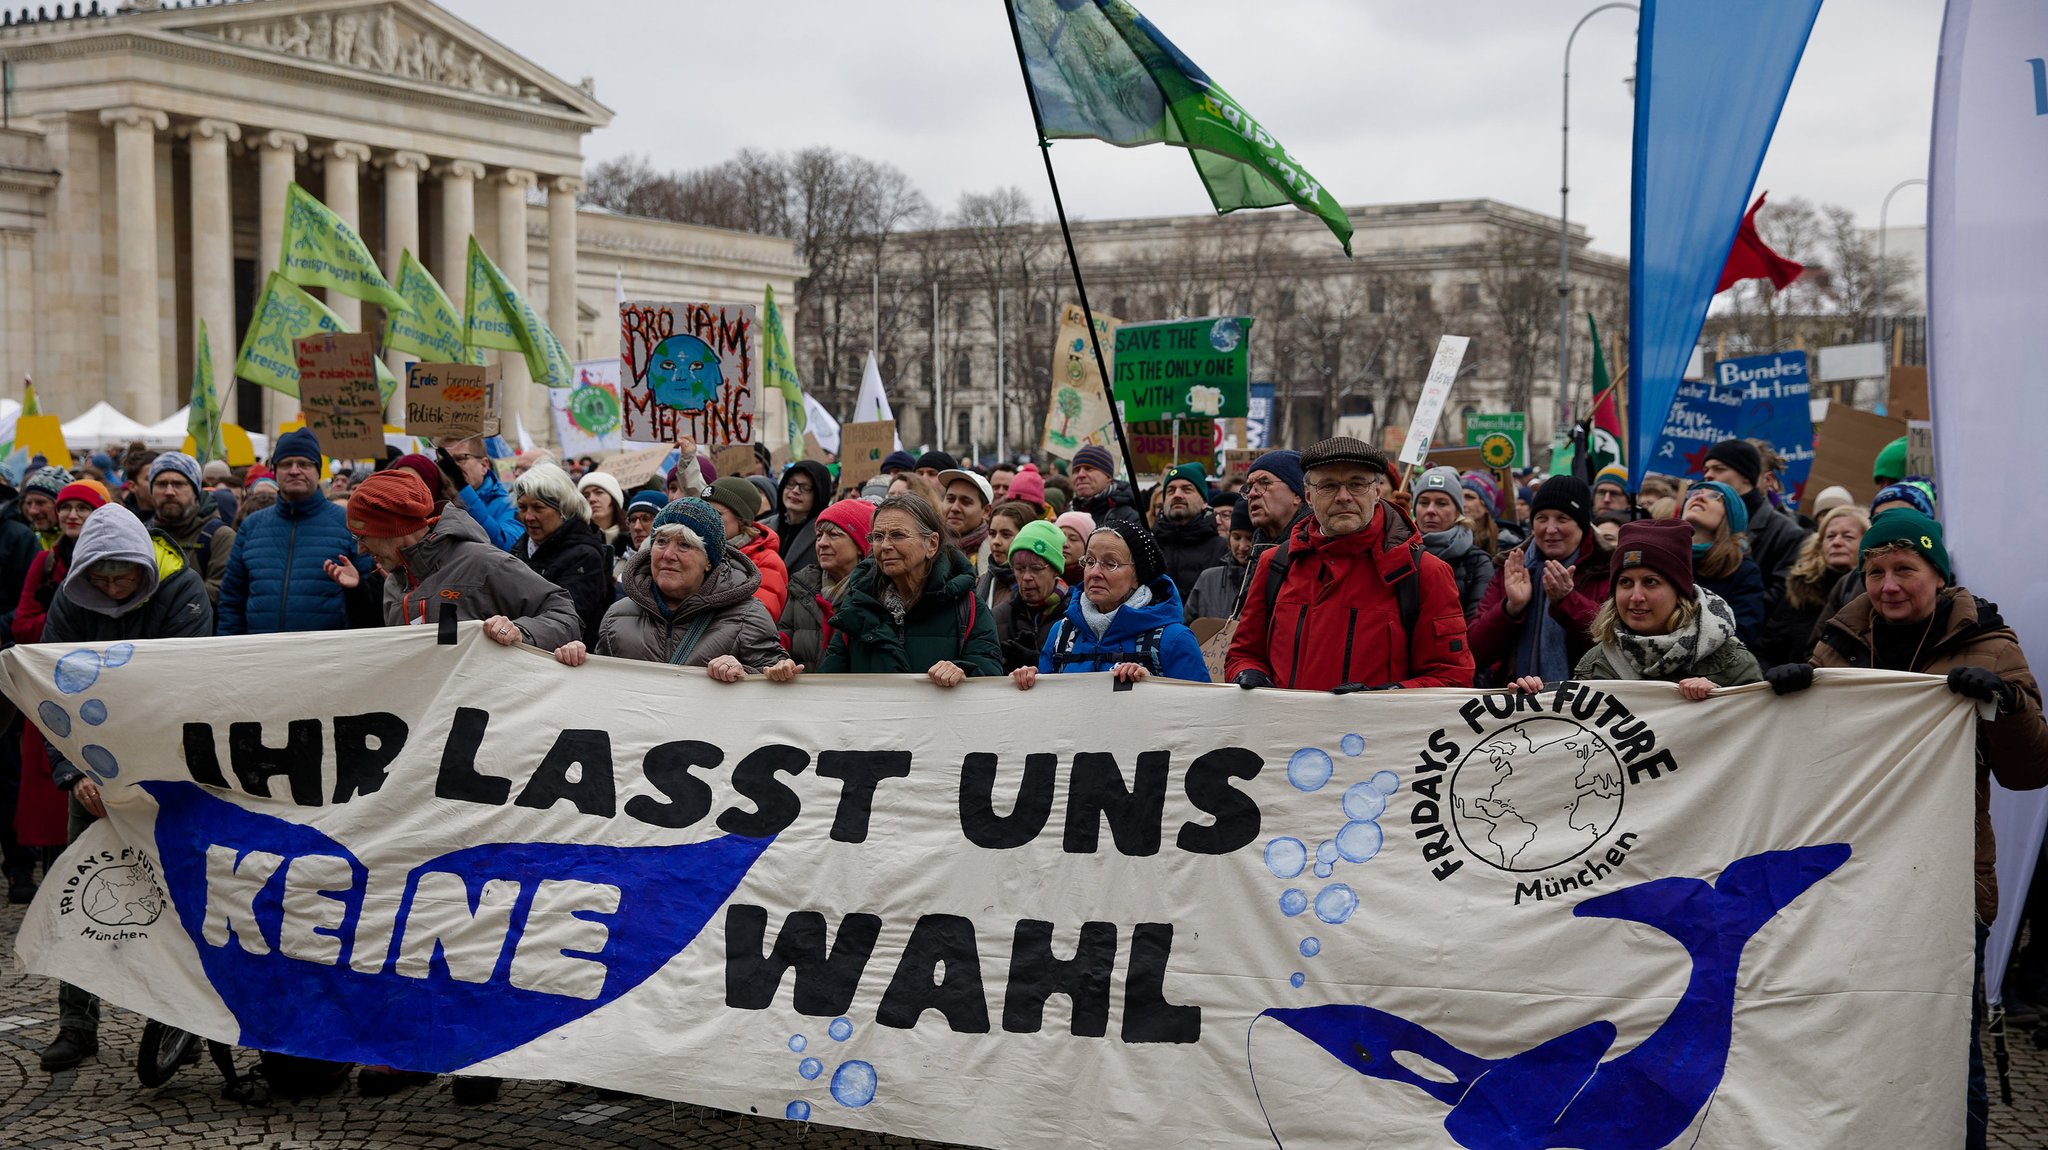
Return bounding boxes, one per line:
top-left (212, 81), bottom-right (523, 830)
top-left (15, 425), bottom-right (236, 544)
top-left (1860, 507), bottom-right (1950, 582)
top-left (1872, 436), bottom-right (1909, 484)
top-left (1164, 462), bottom-right (1209, 496)
top-left (1010, 519), bottom-right (1067, 574)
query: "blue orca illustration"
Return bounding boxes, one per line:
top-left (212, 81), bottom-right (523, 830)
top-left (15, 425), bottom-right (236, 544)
top-left (1256, 843), bottom-right (1851, 1150)
top-left (142, 780), bottom-right (770, 1073)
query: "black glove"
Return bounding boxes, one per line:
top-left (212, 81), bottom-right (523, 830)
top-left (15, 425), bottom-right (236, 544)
top-left (1764, 663), bottom-right (1814, 696)
top-left (435, 448), bottom-right (469, 493)
top-left (1234, 670), bottom-right (1273, 690)
top-left (1948, 666), bottom-right (2015, 711)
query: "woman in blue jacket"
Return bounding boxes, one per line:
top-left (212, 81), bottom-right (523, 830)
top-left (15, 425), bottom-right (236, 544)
top-left (1009, 522), bottom-right (1210, 688)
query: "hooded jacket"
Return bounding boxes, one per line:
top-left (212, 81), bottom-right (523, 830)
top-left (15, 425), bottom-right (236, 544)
top-left (738, 524), bottom-right (790, 619)
top-left (519, 515), bottom-right (613, 646)
top-left (1812, 589), bottom-right (2048, 922)
top-left (1152, 508), bottom-right (1229, 599)
top-left (41, 510), bottom-right (212, 790)
top-left (1074, 479), bottom-right (1142, 531)
top-left (458, 466), bottom-right (523, 551)
top-left (1226, 500), bottom-right (1475, 691)
top-left (1420, 523), bottom-right (1495, 620)
top-left (819, 548), bottom-right (1003, 676)
top-left (216, 492), bottom-right (368, 635)
top-left (767, 460), bottom-right (834, 576)
top-left (998, 587), bottom-right (1067, 672)
top-left (381, 504), bottom-right (580, 649)
top-left (1038, 575), bottom-right (1208, 681)
top-left (597, 544), bottom-right (784, 669)
top-left (148, 491), bottom-right (235, 603)
top-left (0, 493), bottom-right (42, 637)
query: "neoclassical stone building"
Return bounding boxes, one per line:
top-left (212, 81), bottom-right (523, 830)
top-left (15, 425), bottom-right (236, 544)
top-left (0, 0), bottom-right (803, 440)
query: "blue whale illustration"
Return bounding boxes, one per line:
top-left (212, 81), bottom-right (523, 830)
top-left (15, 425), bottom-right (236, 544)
top-left (142, 780), bottom-right (770, 1073)
top-left (1256, 843), bottom-right (1851, 1150)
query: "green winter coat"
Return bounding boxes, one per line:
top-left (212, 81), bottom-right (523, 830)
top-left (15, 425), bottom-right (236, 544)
top-left (818, 548), bottom-right (1003, 677)
top-left (1572, 634), bottom-right (1762, 687)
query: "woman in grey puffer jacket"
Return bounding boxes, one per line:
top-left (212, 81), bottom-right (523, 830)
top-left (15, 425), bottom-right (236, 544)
top-left (551, 498), bottom-right (797, 682)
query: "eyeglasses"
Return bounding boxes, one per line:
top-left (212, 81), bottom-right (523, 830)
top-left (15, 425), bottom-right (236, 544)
top-left (1080, 556), bottom-right (1128, 573)
top-left (867, 529), bottom-right (928, 547)
top-left (448, 452), bottom-right (487, 464)
top-left (1307, 478), bottom-right (1380, 499)
top-left (1244, 476), bottom-right (1282, 492)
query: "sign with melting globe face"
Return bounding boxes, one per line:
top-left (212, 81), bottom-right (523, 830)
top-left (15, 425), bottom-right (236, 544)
top-left (619, 301), bottom-right (757, 446)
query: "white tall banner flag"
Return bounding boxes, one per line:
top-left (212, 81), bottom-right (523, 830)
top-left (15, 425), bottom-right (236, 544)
top-left (1929, 0), bottom-right (2048, 1005)
top-left (852, 351), bottom-right (902, 451)
top-left (1398, 334), bottom-right (1471, 466)
top-left (3, 628), bottom-right (1976, 1147)
top-left (803, 392), bottom-right (842, 454)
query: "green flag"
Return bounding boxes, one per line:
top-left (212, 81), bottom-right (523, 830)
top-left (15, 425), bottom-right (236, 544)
top-left (384, 250), bottom-right (484, 366)
top-left (762, 284), bottom-right (807, 461)
top-left (1010, 0), bottom-right (1353, 254)
top-left (188, 319), bottom-right (226, 463)
top-left (464, 236), bottom-right (573, 387)
top-left (278, 182), bottom-right (409, 312)
top-left (235, 272), bottom-right (396, 399)
top-left (1586, 313), bottom-right (1624, 475)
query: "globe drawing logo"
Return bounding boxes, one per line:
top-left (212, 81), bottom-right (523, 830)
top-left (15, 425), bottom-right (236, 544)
top-left (1209, 318), bottom-right (1242, 353)
top-left (1449, 717), bottom-right (1624, 873)
top-left (79, 863), bottom-right (164, 928)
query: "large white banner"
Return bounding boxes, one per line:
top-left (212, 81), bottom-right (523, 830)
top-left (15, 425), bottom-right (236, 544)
top-left (1929, 0), bottom-right (2048, 1002)
top-left (4, 626), bottom-right (1976, 1147)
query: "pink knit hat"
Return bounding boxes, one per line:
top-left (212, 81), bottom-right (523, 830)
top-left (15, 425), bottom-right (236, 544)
top-left (1055, 510), bottom-right (1096, 540)
top-left (1007, 463), bottom-right (1046, 508)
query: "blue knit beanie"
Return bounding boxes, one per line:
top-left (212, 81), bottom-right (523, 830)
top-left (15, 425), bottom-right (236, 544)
top-left (147, 450), bottom-right (202, 492)
top-left (1248, 450), bottom-right (1304, 498)
top-left (1870, 482), bottom-right (1936, 519)
top-left (1688, 480), bottom-right (1749, 534)
top-left (272, 427), bottom-right (323, 467)
top-left (627, 489), bottom-right (668, 515)
top-left (651, 497), bottom-right (725, 568)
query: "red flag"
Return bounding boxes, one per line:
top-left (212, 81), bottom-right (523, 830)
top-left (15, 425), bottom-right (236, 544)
top-left (1716, 191), bottom-right (1804, 293)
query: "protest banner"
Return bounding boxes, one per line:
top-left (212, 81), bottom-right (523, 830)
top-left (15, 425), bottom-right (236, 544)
top-left (620, 301), bottom-right (757, 446)
top-left (1040, 303), bottom-right (1121, 460)
top-left (294, 334), bottom-right (386, 459)
top-left (599, 446), bottom-right (673, 490)
top-left (838, 420), bottom-right (898, 489)
top-left (1808, 403), bottom-right (1907, 509)
top-left (1, 626), bottom-right (1975, 1147)
top-left (1647, 351), bottom-right (1814, 497)
top-left (1463, 412), bottom-right (1527, 469)
top-left (1397, 335), bottom-right (1471, 466)
top-left (1126, 419), bottom-right (1217, 475)
top-left (1222, 448), bottom-right (1259, 481)
top-left (550, 360), bottom-right (626, 458)
top-left (713, 444), bottom-right (760, 481)
top-left (1110, 317), bottom-right (1251, 422)
top-left (405, 362), bottom-right (499, 440)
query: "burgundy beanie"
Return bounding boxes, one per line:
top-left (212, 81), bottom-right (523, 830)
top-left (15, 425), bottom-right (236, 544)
top-left (1611, 519), bottom-right (1696, 600)
top-left (391, 454), bottom-right (443, 502)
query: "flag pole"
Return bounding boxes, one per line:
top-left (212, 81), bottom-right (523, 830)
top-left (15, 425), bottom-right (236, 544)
top-left (1000, 1), bottom-right (1149, 528)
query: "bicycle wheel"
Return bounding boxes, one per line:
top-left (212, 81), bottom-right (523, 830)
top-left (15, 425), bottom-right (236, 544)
top-left (136, 1018), bottom-right (201, 1087)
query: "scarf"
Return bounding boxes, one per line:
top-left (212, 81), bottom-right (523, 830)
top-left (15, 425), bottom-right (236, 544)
top-left (1603, 588), bottom-right (1739, 680)
top-left (956, 521), bottom-right (989, 557)
top-left (1080, 583), bottom-right (1152, 640)
top-left (1423, 523), bottom-right (1474, 562)
top-left (1513, 544), bottom-right (1576, 682)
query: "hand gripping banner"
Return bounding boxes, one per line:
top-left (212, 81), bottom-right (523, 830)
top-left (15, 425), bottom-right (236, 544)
top-left (4, 625), bottom-right (1977, 1147)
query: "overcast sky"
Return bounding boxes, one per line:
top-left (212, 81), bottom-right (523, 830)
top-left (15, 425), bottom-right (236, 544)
top-left (441, 0), bottom-right (1942, 258)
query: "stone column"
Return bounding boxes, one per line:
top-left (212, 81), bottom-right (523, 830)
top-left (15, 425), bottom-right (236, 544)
top-left (256, 130), bottom-right (308, 430)
top-left (494, 169), bottom-right (539, 442)
top-left (436, 159), bottom-right (484, 304)
top-left (548, 175), bottom-right (582, 361)
top-left (319, 140), bottom-right (372, 332)
top-left (380, 150), bottom-right (430, 420)
top-left (101, 106), bottom-right (169, 422)
top-left (187, 118), bottom-right (240, 432)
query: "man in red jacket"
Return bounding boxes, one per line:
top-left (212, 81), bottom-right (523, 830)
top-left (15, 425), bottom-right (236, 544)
top-left (1225, 437), bottom-right (1474, 691)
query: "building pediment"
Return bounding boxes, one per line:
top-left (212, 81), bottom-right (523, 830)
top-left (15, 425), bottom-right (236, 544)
top-left (164, 0), bottom-right (610, 123)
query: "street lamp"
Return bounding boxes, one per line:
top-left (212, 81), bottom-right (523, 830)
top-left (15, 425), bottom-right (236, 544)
top-left (1875, 177), bottom-right (1927, 355)
top-left (1558, 3), bottom-right (1639, 441)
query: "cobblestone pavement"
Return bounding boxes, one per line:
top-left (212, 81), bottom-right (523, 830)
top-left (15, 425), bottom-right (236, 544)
top-left (1, 893), bottom-right (2044, 1148)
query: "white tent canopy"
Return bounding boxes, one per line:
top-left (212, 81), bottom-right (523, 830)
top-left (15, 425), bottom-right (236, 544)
top-left (144, 406), bottom-right (192, 451)
top-left (60, 401), bottom-right (152, 448)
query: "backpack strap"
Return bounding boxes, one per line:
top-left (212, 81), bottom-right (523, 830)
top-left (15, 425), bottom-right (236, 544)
top-left (196, 518), bottom-right (223, 574)
top-left (668, 611), bottom-right (717, 666)
top-left (954, 591), bottom-right (977, 659)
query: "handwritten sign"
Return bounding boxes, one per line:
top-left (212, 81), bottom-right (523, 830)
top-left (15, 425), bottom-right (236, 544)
top-left (295, 334), bottom-right (385, 459)
top-left (838, 420), bottom-right (898, 488)
top-left (1648, 351), bottom-right (1814, 498)
top-left (1111, 317), bottom-right (1251, 422)
top-left (1398, 334), bottom-right (1472, 466)
top-left (1126, 419), bottom-right (1217, 475)
top-left (1222, 449), bottom-right (1259, 481)
top-left (1040, 303), bottom-right (1122, 460)
top-left (620, 301), bottom-right (756, 446)
top-left (406, 362), bottom-right (500, 440)
top-left (713, 444), bottom-right (759, 481)
top-left (602, 446), bottom-right (674, 491)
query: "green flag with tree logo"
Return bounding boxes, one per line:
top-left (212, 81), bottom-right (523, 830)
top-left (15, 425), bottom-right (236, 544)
top-left (278, 182), bottom-right (409, 312)
top-left (188, 319), bottom-right (226, 462)
top-left (384, 250), bottom-right (484, 366)
top-left (1009, 0), bottom-right (1353, 254)
top-left (762, 284), bottom-right (807, 461)
top-left (464, 236), bottom-right (573, 387)
top-left (235, 272), bottom-right (396, 398)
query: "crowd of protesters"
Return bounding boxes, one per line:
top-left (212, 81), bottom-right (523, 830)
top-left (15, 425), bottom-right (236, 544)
top-left (0, 422), bottom-right (2037, 1147)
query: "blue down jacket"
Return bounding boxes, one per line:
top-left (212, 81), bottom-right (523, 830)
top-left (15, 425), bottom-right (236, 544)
top-left (1037, 574), bottom-right (1210, 682)
top-left (215, 493), bottom-right (369, 634)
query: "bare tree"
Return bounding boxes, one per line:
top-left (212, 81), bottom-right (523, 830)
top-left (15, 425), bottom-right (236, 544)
top-left (1474, 231), bottom-right (1554, 417)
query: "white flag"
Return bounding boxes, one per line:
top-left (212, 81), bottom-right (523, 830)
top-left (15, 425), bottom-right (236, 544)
top-left (802, 392), bottom-right (841, 454)
top-left (851, 351), bottom-right (902, 450)
top-left (514, 413), bottom-right (537, 455)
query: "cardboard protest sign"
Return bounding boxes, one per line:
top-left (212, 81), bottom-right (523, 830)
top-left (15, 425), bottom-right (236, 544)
top-left (1463, 412), bottom-right (1527, 470)
top-left (1111, 317), bottom-right (1251, 422)
top-left (713, 444), bottom-right (760, 481)
top-left (405, 362), bottom-right (500, 440)
top-left (601, 446), bottom-right (674, 490)
top-left (1907, 420), bottom-right (1935, 479)
top-left (1648, 351), bottom-right (1814, 497)
top-left (294, 334), bottom-right (385, 459)
top-left (551, 359), bottom-right (626, 458)
top-left (620, 301), bottom-right (756, 446)
top-left (2, 626), bottom-right (1977, 1148)
top-left (1040, 303), bottom-right (1121, 460)
top-left (1126, 419), bottom-right (1217, 476)
top-left (1808, 403), bottom-right (1907, 508)
top-left (1888, 366), bottom-right (1930, 422)
top-left (838, 420), bottom-right (897, 488)
top-left (1222, 448), bottom-right (1259, 480)
top-left (1398, 335), bottom-right (1471, 465)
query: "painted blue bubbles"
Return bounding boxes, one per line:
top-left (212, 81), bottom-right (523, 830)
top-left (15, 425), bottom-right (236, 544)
top-left (1288, 747), bottom-right (1334, 792)
top-left (788, 1034), bottom-right (807, 1053)
top-left (1340, 733), bottom-right (1366, 757)
top-left (1265, 837), bottom-right (1307, 879)
top-left (80, 699), bottom-right (107, 726)
top-left (1370, 769), bottom-right (1401, 795)
top-left (54, 649), bottom-right (100, 695)
top-left (798, 1058), bottom-right (824, 1080)
top-left (1278, 888), bottom-right (1307, 917)
top-left (1342, 782), bottom-right (1386, 822)
top-left (828, 1017), bottom-right (853, 1042)
top-left (786, 1100), bottom-right (811, 1121)
top-left (1314, 883), bottom-right (1359, 925)
top-left (1290, 972), bottom-right (1306, 989)
top-left (830, 1060), bottom-right (878, 1108)
top-left (1336, 820), bottom-right (1383, 864)
top-left (36, 701), bottom-right (70, 739)
top-left (102, 643), bottom-right (134, 668)
top-left (81, 745), bottom-right (119, 780)
top-left (1300, 937), bottom-right (1321, 958)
